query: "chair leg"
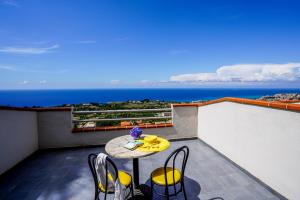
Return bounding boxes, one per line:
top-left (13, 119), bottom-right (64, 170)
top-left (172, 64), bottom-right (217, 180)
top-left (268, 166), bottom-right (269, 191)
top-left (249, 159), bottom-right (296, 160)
top-left (94, 189), bottom-right (99, 200)
top-left (130, 182), bottom-right (134, 200)
top-left (165, 185), bottom-right (169, 200)
top-left (150, 178), bottom-right (154, 199)
top-left (182, 181), bottom-right (187, 200)
top-left (104, 190), bottom-right (107, 200)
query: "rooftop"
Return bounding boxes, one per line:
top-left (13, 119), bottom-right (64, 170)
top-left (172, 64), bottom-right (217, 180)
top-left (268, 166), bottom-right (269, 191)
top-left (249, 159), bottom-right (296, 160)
top-left (0, 139), bottom-right (281, 200)
top-left (1, 97), bottom-right (299, 199)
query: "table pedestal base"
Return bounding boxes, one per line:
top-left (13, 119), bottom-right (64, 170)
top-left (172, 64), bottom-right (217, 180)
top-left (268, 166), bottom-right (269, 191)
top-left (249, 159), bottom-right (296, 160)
top-left (127, 184), bottom-right (151, 200)
top-left (128, 158), bottom-right (152, 199)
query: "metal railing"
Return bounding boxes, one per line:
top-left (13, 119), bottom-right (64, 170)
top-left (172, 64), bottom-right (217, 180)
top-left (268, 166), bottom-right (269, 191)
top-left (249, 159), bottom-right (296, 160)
top-left (72, 108), bottom-right (172, 126)
top-left (73, 108), bottom-right (172, 115)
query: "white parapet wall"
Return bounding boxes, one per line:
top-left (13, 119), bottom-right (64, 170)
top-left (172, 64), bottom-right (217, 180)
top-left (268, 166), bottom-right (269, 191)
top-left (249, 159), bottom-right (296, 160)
top-left (172, 105), bottom-right (198, 138)
top-left (197, 101), bottom-right (300, 200)
top-left (38, 106), bottom-right (198, 149)
top-left (0, 105), bottom-right (199, 173)
top-left (0, 110), bottom-right (38, 175)
top-left (37, 109), bottom-right (175, 148)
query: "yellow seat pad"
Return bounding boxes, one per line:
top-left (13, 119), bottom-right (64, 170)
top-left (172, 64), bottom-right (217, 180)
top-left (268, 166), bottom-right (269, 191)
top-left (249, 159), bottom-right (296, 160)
top-left (98, 170), bottom-right (131, 192)
top-left (151, 167), bottom-right (181, 185)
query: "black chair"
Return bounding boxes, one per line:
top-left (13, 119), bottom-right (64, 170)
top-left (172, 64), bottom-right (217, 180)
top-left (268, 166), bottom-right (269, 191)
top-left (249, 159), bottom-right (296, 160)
top-left (88, 153), bottom-right (134, 200)
top-left (150, 146), bottom-right (189, 200)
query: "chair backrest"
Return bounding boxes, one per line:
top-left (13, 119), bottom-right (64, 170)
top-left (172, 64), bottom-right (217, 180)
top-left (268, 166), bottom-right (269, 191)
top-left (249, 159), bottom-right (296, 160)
top-left (164, 146), bottom-right (189, 186)
top-left (88, 153), bottom-right (119, 195)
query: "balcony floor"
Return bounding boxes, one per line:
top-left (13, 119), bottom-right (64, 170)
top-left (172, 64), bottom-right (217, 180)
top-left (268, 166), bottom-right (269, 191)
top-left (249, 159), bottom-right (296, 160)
top-left (0, 139), bottom-right (281, 200)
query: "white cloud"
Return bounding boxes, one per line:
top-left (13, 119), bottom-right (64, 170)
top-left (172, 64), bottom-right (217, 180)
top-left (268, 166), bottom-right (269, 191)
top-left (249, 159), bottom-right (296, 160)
top-left (2, 0), bottom-right (19, 7)
top-left (159, 80), bottom-right (169, 83)
top-left (0, 65), bottom-right (16, 71)
top-left (170, 63), bottom-right (300, 83)
top-left (140, 80), bottom-right (150, 84)
top-left (169, 49), bottom-right (188, 55)
top-left (39, 80), bottom-right (47, 84)
top-left (110, 80), bottom-right (121, 85)
top-left (0, 44), bottom-right (59, 54)
top-left (74, 40), bottom-right (97, 44)
top-left (31, 41), bottom-right (50, 45)
top-left (0, 65), bottom-right (68, 74)
top-left (20, 80), bottom-right (29, 85)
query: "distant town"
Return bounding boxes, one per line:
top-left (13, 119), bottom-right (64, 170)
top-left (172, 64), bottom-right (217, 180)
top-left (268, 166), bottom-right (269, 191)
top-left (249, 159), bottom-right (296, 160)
top-left (71, 93), bottom-right (300, 128)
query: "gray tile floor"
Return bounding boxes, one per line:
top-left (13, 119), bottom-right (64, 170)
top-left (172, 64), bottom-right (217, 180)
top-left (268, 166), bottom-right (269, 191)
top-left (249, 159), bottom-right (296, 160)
top-left (0, 139), bottom-right (281, 200)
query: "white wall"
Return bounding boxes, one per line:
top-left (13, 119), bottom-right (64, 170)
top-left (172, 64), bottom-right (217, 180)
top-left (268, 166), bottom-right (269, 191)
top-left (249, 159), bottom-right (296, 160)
top-left (172, 106), bottom-right (198, 138)
top-left (0, 108), bottom-right (186, 173)
top-left (38, 109), bottom-right (196, 149)
top-left (0, 110), bottom-right (38, 175)
top-left (198, 102), bottom-right (300, 200)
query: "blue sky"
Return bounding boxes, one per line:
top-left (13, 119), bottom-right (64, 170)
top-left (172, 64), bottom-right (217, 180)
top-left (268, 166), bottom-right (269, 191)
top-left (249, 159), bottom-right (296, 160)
top-left (0, 0), bottom-right (300, 89)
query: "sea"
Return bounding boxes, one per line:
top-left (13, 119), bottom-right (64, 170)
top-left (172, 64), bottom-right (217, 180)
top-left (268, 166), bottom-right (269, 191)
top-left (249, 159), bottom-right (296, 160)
top-left (0, 88), bottom-right (300, 107)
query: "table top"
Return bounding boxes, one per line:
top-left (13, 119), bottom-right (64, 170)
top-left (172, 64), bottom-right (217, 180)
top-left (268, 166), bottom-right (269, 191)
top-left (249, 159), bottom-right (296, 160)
top-left (105, 135), bottom-right (158, 159)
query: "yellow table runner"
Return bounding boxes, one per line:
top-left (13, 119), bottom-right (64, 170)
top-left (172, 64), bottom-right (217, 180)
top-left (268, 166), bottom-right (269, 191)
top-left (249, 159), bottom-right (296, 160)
top-left (136, 136), bottom-right (170, 152)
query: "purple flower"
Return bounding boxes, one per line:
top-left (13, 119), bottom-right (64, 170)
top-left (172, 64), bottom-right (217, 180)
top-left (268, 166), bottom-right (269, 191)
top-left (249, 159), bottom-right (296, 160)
top-left (130, 126), bottom-right (142, 140)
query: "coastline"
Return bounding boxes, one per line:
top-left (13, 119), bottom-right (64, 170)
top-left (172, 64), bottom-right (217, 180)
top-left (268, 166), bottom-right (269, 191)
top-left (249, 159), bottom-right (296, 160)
top-left (0, 88), bottom-right (300, 107)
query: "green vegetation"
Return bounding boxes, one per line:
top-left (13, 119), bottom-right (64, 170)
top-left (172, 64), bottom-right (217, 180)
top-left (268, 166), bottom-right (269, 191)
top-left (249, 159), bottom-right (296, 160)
top-left (69, 99), bottom-right (173, 110)
top-left (70, 99), bottom-right (177, 128)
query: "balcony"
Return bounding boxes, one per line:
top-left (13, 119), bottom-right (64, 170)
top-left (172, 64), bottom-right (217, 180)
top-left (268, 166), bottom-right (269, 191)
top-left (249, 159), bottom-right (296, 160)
top-left (1, 97), bottom-right (300, 199)
top-left (0, 139), bottom-right (282, 200)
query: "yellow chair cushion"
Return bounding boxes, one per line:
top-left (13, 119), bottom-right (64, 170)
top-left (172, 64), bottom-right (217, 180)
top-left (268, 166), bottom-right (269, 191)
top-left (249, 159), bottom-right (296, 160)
top-left (98, 170), bottom-right (131, 192)
top-left (118, 170), bottom-right (132, 186)
top-left (151, 167), bottom-right (182, 185)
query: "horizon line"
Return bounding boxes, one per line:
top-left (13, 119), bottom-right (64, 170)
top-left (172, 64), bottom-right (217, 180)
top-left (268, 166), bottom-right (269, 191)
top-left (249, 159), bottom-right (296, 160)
top-left (1, 87), bottom-right (300, 91)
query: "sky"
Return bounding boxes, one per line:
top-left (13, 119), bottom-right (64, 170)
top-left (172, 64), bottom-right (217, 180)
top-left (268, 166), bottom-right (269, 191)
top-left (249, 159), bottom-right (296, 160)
top-left (0, 0), bottom-right (300, 89)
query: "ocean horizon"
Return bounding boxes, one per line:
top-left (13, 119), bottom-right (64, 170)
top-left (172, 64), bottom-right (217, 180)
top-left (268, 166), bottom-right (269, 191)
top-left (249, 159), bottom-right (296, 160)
top-left (1, 88), bottom-right (300, 107)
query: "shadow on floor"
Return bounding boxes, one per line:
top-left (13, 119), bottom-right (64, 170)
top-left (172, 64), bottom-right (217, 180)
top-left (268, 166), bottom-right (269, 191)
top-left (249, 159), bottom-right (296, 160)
top-left (142, 176), bottom-right (200, 200)
top-left (143, 176), bottom-right (224, 200)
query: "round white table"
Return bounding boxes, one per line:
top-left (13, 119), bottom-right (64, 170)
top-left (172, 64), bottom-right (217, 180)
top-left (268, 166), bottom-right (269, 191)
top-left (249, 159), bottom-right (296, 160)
top-left (105, 135), bottom-right (158, 189)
